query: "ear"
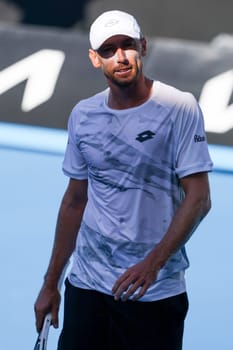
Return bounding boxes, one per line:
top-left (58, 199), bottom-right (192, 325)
top-left (140, 38), bottom-right (147, 57)
top-left (89, 49), bottom-right (102, 68)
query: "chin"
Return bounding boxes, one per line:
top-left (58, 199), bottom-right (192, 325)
top-left (113, 76), bottom-right (137, 87)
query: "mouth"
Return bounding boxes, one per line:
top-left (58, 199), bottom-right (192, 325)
top-left (114, 67), bottom-right (132, 76)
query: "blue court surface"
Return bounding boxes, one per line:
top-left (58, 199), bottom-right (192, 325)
top-left (1, 122), bottom-right (233, 350)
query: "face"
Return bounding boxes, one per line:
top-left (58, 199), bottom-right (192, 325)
top-left (89, 35), bottom-right (146, 87)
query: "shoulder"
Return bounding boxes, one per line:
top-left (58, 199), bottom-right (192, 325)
top-left (154, 81), bottom-right (198, 110)
top-left (70, 88), bottom-right (109, 121)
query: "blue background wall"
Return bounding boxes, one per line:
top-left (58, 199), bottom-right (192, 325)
top-left (1, 123), bottom-right (233, 349)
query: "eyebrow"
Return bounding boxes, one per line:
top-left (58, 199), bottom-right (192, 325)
top-left (99, 38), bottom-right (137, 49)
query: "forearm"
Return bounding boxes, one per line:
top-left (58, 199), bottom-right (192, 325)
top-left (44, 208), bottom-right (81, 286)
top-left (148, 188), bottom-right (211, 269)
top-left (43, 181), bottom-right (87, 288)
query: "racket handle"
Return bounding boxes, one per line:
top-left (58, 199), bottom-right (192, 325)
top-left (39, 313), bottom-right (52, 350)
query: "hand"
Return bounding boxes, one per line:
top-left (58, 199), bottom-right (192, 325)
top-left (112, 254), bottom-right (159, 302)
top-left (34, 284), bottom-right (61, 332)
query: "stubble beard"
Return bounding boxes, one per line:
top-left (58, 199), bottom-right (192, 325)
top-left (104, 64), bottom-right (140, 88)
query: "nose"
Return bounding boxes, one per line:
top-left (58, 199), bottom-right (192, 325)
top-left (115, 48), bottom-right (127, 62)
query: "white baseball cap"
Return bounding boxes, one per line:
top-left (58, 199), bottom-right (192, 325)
top-left (89, 10), bottom-right (142, 50)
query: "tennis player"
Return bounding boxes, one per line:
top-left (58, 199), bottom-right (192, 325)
top-left (34, 10), bottom-right (213, 350)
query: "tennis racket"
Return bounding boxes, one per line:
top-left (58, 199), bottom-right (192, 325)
top-left (33, 313), bottom-right (52, 350)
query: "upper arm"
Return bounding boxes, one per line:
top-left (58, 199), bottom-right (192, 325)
top-left (63, 178), bottom-right (88, 209)
top-left (180, 172), bottom-right (210, 195)
top-left (180, 172), bottom-right (211, 214)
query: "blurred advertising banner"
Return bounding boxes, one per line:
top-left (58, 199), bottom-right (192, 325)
top-left (0, 24), bottom-right (233, 146)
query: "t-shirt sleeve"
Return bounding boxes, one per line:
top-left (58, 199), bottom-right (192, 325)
top-left (62, 107), bottom-right (88, 179)
top-left (175, 93), bottom-right (213, 178)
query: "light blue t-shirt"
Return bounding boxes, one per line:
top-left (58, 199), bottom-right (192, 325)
top-left (62, 81), bottom-right (213, 301)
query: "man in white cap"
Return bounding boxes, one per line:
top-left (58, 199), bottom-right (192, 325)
top-left (34, 10), bottom-right (213, 350)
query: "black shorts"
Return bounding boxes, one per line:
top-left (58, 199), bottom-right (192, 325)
top-left (57, 278), bottom-right (189, 350)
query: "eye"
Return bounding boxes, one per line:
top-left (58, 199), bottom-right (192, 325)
top-left (97, 39), bottom-right (138, 59)
top-left (121, 39), bottom-right (137, 50)
top-left (97, 45), bottom-right (116, 58)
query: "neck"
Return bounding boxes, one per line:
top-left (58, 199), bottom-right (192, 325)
top-left (107, 76), bottom-right (153, 110)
